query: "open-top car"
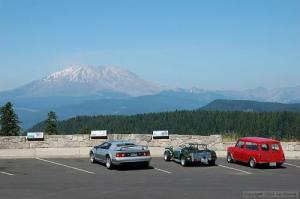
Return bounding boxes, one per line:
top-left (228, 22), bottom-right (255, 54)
top-left (164, 143), bottom-right (217, 166)
top-left (90, 141), bottom-right (151, 169)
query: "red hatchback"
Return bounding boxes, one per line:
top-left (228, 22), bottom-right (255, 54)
top-left (227, 137), bottom-right (285, 168)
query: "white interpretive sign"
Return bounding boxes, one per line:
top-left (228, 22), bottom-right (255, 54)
top-left (27, 132), bottom-right (44, 141)
top-left (90, 130), bottom-right (108, 139)
top-left (152, 130), bottom-right (169, 139)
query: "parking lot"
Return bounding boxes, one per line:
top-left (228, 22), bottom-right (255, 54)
top-left (0, 157), bottom-right (299, 199)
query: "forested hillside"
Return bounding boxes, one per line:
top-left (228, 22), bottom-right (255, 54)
top-left (29, 110), bottom-right (300, 140)
top-left (202, 99), bottom-right (300, 112)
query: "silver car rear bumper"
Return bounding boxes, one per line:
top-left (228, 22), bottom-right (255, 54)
top-left (112, 156), bottom-right (151, 165)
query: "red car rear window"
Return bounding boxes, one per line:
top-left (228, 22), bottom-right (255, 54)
top-left (261, 144), bottom-right (269, 151)
top-left (271, 143), bottom-right (280, 151)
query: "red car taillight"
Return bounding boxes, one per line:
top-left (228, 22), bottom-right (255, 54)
top-left (143, 151), bottom-right (150, 156)
top-left (116, 153), bottom-right (126, 158)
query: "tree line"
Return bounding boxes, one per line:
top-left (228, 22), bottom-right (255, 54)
top-left (30, 109), bottom-right (300, 140)
top-left (0, 102), bottom-right (58, 136)
top-left (1, 101), bottom-right (300, 140)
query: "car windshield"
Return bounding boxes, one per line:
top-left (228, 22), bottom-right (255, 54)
top-left (187, 144), bottom-right (207, 150)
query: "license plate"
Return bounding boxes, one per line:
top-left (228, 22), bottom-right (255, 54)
top-left (269, 162), bottom-right (276, 167)
top-left (201, 158), bottom-right (208, 164)
top-left (131, 153), bottom-right (137, 157)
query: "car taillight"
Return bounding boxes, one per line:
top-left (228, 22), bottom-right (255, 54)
top-left (116, 153), bottom-right (126, 158)
top-left (143, 151), bottom-right (150, 156)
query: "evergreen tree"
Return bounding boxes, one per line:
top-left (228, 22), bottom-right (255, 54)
top-left (44, 111), bottom-right (58, 135)
top-left (0, 102), bottom-right (21, 136)
top-left (29, 110), bottom-right (300, 140)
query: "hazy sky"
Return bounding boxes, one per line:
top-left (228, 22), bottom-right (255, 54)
top-left (0, 0), bottom-right (299, 91)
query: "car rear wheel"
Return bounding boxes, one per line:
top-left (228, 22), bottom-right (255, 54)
top-left (276, 163), bottom-right (283, 168)
top-left (164, 151), bottom-right (171, 161)
top-left (90, 153), bottom-right (95, 163)
top-left (180, 156), bottom-right (186, 167)
top-left (106, 156), bottom-right (113, 169)
top-left (249, 158), bottom-right (256, 168)
top-left (143, 162), bottom-right (150, 168)
top-left (227, 153), bottom-right (234, 163)
top-left (208, 160), bottom-right (215, 166)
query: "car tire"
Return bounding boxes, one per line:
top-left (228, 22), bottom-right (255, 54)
top-left (106, 156), bottom-right (113, 169)
top-left (208, 160), bottom-right (215, 166)
top-left (276, 163), bottom-right (283, 168)
top-left (249, 158), bottom-right (256, 168)
top-left (227, 153), bottom-right (234, 163)
top-left (180, 156), bottom-right (187, 167)
top-left (164, 151), bottom-right (171, 161)
top-left (143, 162), bottom-right (150, 168)
top-left (90, 153), bottom-right (95, 164)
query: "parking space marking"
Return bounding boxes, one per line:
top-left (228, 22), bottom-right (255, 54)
top-left (154, 167), bottom-right (172, 174)
top-left (217, 164), bottom-right (252, 175)
top-left (0, 171), bottom-right (14, 176)
top-left (285, 163), bottom-right (300, 168)
top-left (36, 158), bottom-right (95, 174)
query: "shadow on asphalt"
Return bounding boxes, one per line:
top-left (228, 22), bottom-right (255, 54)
top-left (115, 165), bottom-right (154, 171)
top-left (170, 161), bottom-right (218, 167)
top-left (95, 161), bottom-right (154, 171)
top-left (228, 161), bottom-right (287, 170)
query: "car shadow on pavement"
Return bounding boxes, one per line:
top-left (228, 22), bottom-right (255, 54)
top-left (173, 162), bottom-right (218, 167)
top-left (95, 162), bottom-right (154, 171)
top-left (114, 165), bottom-right (155, 171)
top-left (229, 161), bottom-right (286, 170)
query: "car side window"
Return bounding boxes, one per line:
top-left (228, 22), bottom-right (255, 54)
top-left (99, 142), bottom-right (106, 148)
top-left (271, 144), bottom-right (280, 151)
top-left (100, 142), bottom-right (111, 149)
top-left (236, 141), bottom-right (245, 149)
top-left (245, 142), bottom-right (258, 151)
top-left (261, 144), bottom-right (269, 151)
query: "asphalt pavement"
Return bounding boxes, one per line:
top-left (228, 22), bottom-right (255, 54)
top-left (0, 157), bottom-right (299, 199)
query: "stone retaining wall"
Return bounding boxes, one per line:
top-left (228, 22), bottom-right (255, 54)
top-left (0, 134), bottom-right (299, 152)
top-left (0, 134), bottom-right (222, 149)
top-left (1, 134), bottom-right (300, 159)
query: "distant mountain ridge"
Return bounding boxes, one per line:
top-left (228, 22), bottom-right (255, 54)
top-left (202, 99), bottom-right (300, 112)
top-left (1, 65), bottom-right (300, 129)
top-left (0, 65), bottom-right (160, 98)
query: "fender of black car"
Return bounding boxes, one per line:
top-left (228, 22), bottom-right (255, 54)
top-left (164, 148), bottom-right (174, 156)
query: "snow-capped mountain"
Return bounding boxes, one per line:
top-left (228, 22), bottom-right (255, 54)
top-left (1, 65), bottom-right (300, 129)
top-left (1, 65), bottom-right (161, 98)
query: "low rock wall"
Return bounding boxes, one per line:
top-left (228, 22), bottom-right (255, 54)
top-left (0, 134), bottom-right (299, 152)
top-left (0, 134), bottom-right (222, 149)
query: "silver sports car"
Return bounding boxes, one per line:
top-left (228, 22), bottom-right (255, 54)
top-left (90, 141), bottom-right (151, 169)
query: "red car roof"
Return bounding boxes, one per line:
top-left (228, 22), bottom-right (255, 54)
top-left (239, 137), bottom-right (280, 144)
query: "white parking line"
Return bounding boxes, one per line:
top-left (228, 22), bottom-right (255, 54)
top-left (217, 164), bottom-right (252, 175)
top-left (285, 163), bottom-right (300, 168)
top-left (0, 171), bottom-right (14, 176)
top-left (36, 158), bottom-right (95, 174)
top-left (154, 168), bottom-right (172, 174)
